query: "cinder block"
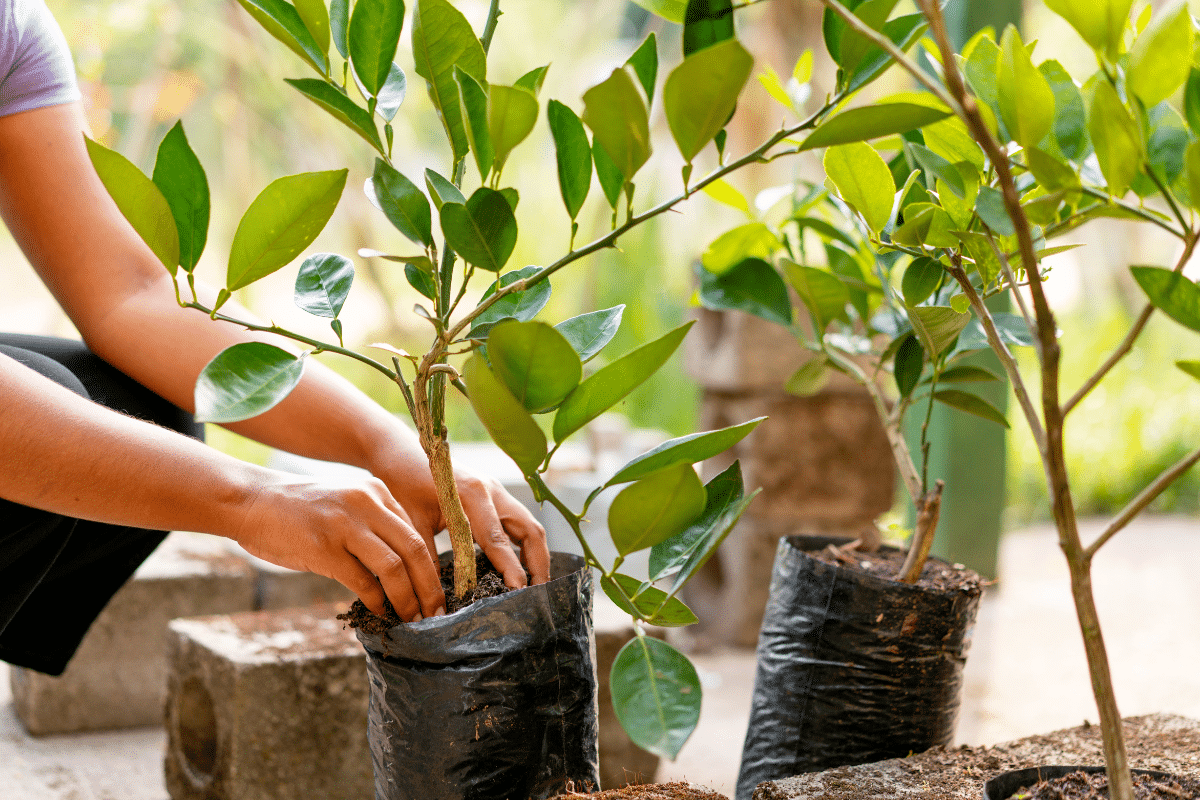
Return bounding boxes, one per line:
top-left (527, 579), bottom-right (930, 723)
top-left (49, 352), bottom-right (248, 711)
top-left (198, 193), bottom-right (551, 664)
top-left (164, 605), bottom-right (371, 800)
top-left (228, 547), bottom-right (356, 611)
top-left (9, 532), bottom-right (257, 735)
top-left (594, 601), bottom-right (663, 790)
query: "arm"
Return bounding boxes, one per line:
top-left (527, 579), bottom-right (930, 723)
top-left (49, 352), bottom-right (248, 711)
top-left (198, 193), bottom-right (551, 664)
top-left (0, 102), bottom-right (549, 599)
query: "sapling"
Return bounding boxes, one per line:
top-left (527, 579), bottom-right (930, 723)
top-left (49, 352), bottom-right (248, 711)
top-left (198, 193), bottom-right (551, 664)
top-left (691, 0), bottom-right (1200, 796)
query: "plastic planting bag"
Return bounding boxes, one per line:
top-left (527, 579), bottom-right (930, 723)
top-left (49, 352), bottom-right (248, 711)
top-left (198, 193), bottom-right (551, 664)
top-left (354, 553), bottom-right (599, 800)
top-left (736, 536), bottom-right (981, 800)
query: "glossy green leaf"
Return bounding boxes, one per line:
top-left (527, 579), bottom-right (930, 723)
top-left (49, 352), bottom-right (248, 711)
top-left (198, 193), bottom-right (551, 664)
top-left (894, 334), bottom-right (924, 398)
top-left (466, 266), bottom-right (552, 339)
top-left (974, 186), bottom-right (1015, 236)
top-left (802, 102), bottom-right (951, 151)
top-left (376, 65), bottom-right (407, 121)
top-left (195, 342), bottom-right (305, 424)
top-left (515, 64), bottom-right (549, 96)
top-left (547, 100), bottom-right (592, 221)
top-left (697, 257), bottom-right (792, 326)
top-left (424, 167), bottom-right (466, 209)
top-left (237, 0), bottom-right (328, 75)
top-left (909, 304), bottom-right (970, 357)
top-left (330, 0), bottom-right (349, 58)
top-left (837, 0), bottom-right (899, 76)
top-left (371, 159), bottom-right (432, 247)
top-left (348, 0), bottom-right (402, 96)
top-left (461, 354), bottom-right (547, 475)
top-left (1175, 360), bottom-right (1200, 381)
top-left (664, 39), bottom-right (753, 164)
top-left (609, 464), bottom-right (707, 556)
top-left (1186, 70), bottom-right (1200, 136)
top-left (489, 84), bottom-right (539, 173)
top-left (555, 305), bottom-right (624, 363)
top-left (921, 116), bottom-right (986, 171)
top-left (455, 66), bottom-right (494, 181)
top-left (700, 223), bottom-right (778, 275)
top-left (405, 262), bottom-right (436, 299)
top-left (933, 365), bottom-right (1000, 384)
top-left (1044, 0), bottom-right (1134, 59)
top-left (86, 137), bottom-right (180, 275)
top-left (1186, 141), bottom-right (1200, 212)
top-left (582, 67), bottom-right (652, 181)
top-left (1146, 104), bottom-right (1190, 189)
top-left (823, 142), bottom-right (895, 233)
top-left (901, 256), bottom-right (943, 306)
top-left (593, 139), bottom-right (624, 210)
top-left (683, 0), bottom-right (734, 56)
top-left (227, 170), bottom-right (346, 291)
top-left (1026, 147), bottom-right (1080, 192)
top-left (605, 418), bottom-right (764, 487)
top-left (962, 35), bottom-right (1006, 139)
top-left (627, 33), bottom-right (658, 107)
top-left (294, 253), bottom-right (354, 318)
top-left (954, 313), bottom-right (1035, 353)
top-left (610, 636), bottom-right (701, 760)
top-left (285, 78), bottom-right (384, 153)
top-left (793, 217), bottom-right (856, 249)
top-left (844, 13), bottom-right (927, 95)
top-left (553, 322), bottom-right (693, 443)
top-left (1039, 60), bottom-right (1087, 160)
top-left (152, 122), bottom-right (209, 273)
top-left (1127, 1), bottom-right (1191, 107)
top-left (651, 462), bottom-right (741, 579)
top-left (1131, 266), bottom-right (1200, 332)
top-left (933, 389), bottom-right (1010, 427)
top-left (1088, 80), bottom-right (1142, 197)
top-left (487, 320), bottom-right (582, 414)
top-left (439, 187), bottom-right (517, 272)
top-left (411, 0), bottom-right (486, 162)
top-left (784, 261), bottom-right (851, 332)
top-left (996, 26), bottom-right (1054, 149)
top-left (785, 358), bottom-right (831, 396)
top-left (602, 574), bottom-right (699, 626)
top-left (909, 143), bottom-right (965, 198)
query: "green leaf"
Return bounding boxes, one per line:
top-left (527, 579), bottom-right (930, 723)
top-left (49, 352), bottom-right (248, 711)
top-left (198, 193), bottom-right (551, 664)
top-left (371, 159), bottom-right (432, 247)
top-left (901, 256), bottom-right (943, 306)
top-left (1039, 60), bottom-right (1087, 160)
top-left (152, 122), bottom-right (209, 273)
top-left (650, 462), bottom-right (741, 579)
top-left (285, 78), bottom-right (384, 153)
top-left (844, 13), bottom-right (927, 95)
top-left (515, 64), bottom-right (550, 96)
top-left (909, 305), bottom-right (970, 357)
top-left (1175, 360), bottom-right (1200, 381)
top-left (487, 320), bottom-right (582, 414)
top-left (605, 418), bottom-right (764, 487)
top-left (424, 167), bottom-right (465, 209)
top-left (601, 574), bottom-right (699, 626)
top-left (921, 116), bottom-right (986, 172)
top-left (376, 64), bottom-right (407, 122)
top-left (1186, 141), bottom-right (1200, 212)
top-left (974, 186), bottom-right (1015, 236)
top-left (996, 25), bottom-right (1054, 149)
top-left (195, 342), bottom-right (306, 424)
top-left (489, 84), bottom-right (539, 174)
top-left (802, 102), bottom-right (952, 151)
top-left (593, 139), bottom-right (624, 210)
top-left (547, 100), bottom-right (592, 221)
top-left (683, 0), bottom-right (734, 56)
top-left (823, 142), bottom-right (895, 234)
top-left (440, 187), bottom-right (517, 272)
top-left (348, 0), bottom-right (403, 96)
top-left (700, 223), bottom-right (778, 275)
top-left (294, 253), bottom-right (354, 318)
top-left (664, 38), bottom-right (753, 164)
top-left (954, 313), bottom-right (1035, 353)
top-left (908, 143), bottom-right (965, 197)
top-left (405, 262), bottom-right (436, 299)
top-left (330, 0), bottom-right (349, 58)
top-left (1186, 69), bottom-right (1200, 136)
top-left (934, 364), bottom-right (1000, 384)
top-left (1043, 0), bottom-right (1134, 60)
top-left (582, 67), bottom-right (652, 181)
top-left (630, 0), bottom-right (687, 23)
top-left (627, 33), bottom-right (659, 107)
top-left (227, 169), bottom-right (347, 291)
top-left (1088, 80), bottom-right (1142, 197)
top-left (455, 66), bottom-right (494, 181)
top-left (610, 636), bottom-right (701, 760)
top-left (1026, 147), bottom-right (1080, 192)
top-left (793, 216), bottom-right (857, 249)
top-left (411, 0), bottom-right (487, 162)
top-left (85, 136), bottom-right (180, 275)
top-left (933, 389), bottom-right (1010, 427)
top-left (837, 0), bottom-right (899, 76)
top-left (237, 0), bottom-right (328, 75)
top-left (466, 266), bottom-right (552, 339)
top-left (553, 322), bottom-right (693, 443)
top-left (609, 464), bottom-right (707, 556)
top-left (555, 305), bottom-right (624, 363)
top-left (1131, 266), bottom-right (1200, 332)
top-left (461, 354), bottom-right (547, 475)
top-left (784, 261), bottom-right (851, 332)
top-left (894, 334), bottom-right (923, 398)
top-left (697, 257), bottom-right (792, 326)
top-left (785, 358), bottom-right (831, 396)
top-left (1127, 1), bottom-right (1192, 107)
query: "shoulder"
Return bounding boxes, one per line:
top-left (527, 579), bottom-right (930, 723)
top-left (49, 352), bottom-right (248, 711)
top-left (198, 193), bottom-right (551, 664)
top-left (0, 0), bottom-right (80, 119)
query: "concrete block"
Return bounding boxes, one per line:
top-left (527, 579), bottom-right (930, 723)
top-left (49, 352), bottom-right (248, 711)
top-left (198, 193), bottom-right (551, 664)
top-left (594, 600), bottom-right (663, 790)
top-left (227, 547), bottom-right (355, 611)
top-left (10, 532), bottom-right (256, 735)
top-left (164, 605), bottom-right (371, 800)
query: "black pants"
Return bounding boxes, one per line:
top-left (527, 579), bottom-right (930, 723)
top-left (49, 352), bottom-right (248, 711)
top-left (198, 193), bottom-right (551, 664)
top-left (0, 334), bottom-right (202, 675)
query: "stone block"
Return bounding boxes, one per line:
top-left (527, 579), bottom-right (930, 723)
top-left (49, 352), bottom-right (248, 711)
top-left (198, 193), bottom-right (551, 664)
top-left (10, 532), bottom-right (256, 735)
top-left (594, 600), bottom-right (663, 790)
top-left (228, 547), bottom-right (356, 611)
top-left (685, 308), bottom-right (811, 393)
top-left (164, 605), bottom-right (371, 800)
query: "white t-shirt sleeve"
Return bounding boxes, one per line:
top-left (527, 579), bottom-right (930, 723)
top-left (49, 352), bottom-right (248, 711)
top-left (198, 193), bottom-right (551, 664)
top-left (0, 0), bottom-right (80, 118)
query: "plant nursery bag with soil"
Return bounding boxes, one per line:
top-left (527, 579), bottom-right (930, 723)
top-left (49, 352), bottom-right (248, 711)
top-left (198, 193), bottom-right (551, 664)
top-left (736, 535), bottom-right (982, 800)
top-left (353, 552), bottom-right (600, 800)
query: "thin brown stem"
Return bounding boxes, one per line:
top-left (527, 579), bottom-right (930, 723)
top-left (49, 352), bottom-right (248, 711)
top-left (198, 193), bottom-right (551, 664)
top-left (1085, 445), bottom-right (1200, 559)
top-left (898, 480), bottom-right (943, 583)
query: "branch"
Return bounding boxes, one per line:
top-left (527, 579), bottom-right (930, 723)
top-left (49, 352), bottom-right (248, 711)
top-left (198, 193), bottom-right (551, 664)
top-left (1085, 445), bottom-right (1200, 559)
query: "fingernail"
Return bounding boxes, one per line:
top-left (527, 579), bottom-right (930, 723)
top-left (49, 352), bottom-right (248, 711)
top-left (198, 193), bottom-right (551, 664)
top-left (413, 612), bottom-right (423, 621)
top-left (435, 605), bottom-right (446, 617)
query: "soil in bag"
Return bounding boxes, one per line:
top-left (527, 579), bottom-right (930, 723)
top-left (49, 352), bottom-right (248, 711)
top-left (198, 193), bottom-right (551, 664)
top-left (984, 766), bottom-right (1200, 800)
top-left (736, 535), bottom-right (982, 800)
top-left (346, 551), bottom-right (599, 800)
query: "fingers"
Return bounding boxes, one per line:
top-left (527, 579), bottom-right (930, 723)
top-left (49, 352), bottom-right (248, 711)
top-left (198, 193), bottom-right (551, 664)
top-left (493, 491), bottom-right (551, 586)
top-left (360, 486), bottom-right (446, 620)
top-left (458, 480), bottom-right (529, 589)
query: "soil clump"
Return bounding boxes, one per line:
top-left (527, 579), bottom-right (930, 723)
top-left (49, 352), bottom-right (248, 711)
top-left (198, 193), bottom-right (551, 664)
top-left (551, 782), bottom-right (728, 800)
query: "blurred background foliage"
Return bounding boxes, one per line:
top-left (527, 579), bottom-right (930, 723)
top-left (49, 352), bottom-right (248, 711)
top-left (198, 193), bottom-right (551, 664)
top-left (21, 0), bottom-right (1200, 521)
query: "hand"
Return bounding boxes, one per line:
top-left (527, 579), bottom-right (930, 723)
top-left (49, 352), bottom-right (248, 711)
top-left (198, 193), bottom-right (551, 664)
top-left (232, 472), bottom-right (445, 622)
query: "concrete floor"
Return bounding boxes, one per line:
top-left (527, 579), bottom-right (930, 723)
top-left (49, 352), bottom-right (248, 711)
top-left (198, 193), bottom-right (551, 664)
top-left (3, 516), bottom-right (1198, 799)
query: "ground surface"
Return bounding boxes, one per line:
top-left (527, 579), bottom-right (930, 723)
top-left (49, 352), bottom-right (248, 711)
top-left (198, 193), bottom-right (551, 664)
top-left (3, 516), bottom-right (1199, 799)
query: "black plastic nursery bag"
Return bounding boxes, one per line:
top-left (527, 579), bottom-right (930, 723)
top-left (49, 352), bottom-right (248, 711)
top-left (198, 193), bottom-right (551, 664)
top-left (736, 536), bottom-right (981, 800)
top-left (354, 552), bottom-right (600, 800)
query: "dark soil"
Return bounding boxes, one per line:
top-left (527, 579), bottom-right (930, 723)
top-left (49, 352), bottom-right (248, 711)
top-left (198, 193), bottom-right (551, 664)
top-left (1002, 769), bottom-right (1200, 799)
top-left (550, 782), bottom-right (729, 800)
top-left (806, 543), bottom-right (984, 595)
top-left (338, 549), bottom-right (520, 633)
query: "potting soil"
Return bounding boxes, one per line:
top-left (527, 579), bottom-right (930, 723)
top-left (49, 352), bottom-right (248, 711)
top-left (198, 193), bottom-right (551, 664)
top-left (995, 769), bottom-right (1200, 800)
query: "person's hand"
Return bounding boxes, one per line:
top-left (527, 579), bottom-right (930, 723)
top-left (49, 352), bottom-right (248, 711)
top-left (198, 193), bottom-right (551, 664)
top-left (232, 472), bottom-right (445, 622)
